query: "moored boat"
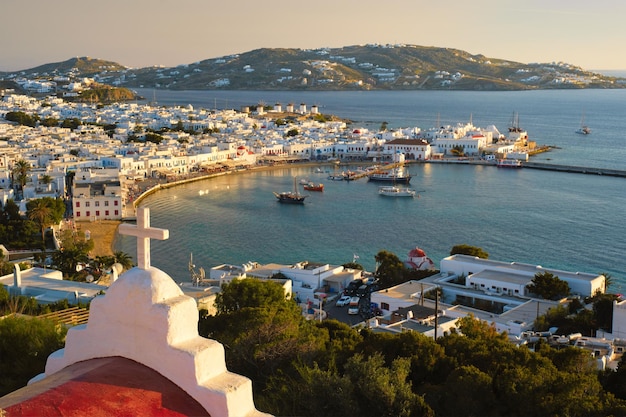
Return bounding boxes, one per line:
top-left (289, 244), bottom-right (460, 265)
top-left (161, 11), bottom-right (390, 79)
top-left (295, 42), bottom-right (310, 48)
top-left (303, 182), bottom-right (324, 192)
top-left (274, 177), bottom-right (308, 204)
top-left (328, 174), bottom-right (345, 181)
top-left (378, 186), bottom-right (416, 197)
top-left (368, 168), bottom-right (412, 183)
top-left (576, 125), bottom-right (591, 135)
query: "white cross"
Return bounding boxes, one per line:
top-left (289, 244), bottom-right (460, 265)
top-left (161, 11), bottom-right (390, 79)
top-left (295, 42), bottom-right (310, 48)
top-left (118, 207), bottom-right (169, 270)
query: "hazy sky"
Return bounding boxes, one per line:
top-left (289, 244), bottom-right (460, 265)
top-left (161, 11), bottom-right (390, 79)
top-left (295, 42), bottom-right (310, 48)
top-left (2, 0), bottom-right (624, 72)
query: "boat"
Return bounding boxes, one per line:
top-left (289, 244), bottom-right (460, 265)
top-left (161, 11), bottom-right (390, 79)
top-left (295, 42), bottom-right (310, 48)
top-left (496, 159), bottom-right (523, 168)
top-left (576, 114), bottom-right (591, 135)
top-left (274, 177), bottom-right (307, 204)
top-left (367, 168), bottom-right (412, 183)
top-left (327, 174), bottom-right (345, 181)
top-left (303, 182), bottom-right (324, 192)
top-left (378, 186), bottom-right (416, 197)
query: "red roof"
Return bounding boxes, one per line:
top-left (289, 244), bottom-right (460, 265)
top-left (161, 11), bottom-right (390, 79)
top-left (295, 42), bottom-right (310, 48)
top-left (408, 247), bottom-right (426, 258)
top-left (0, 357), bottom-right (210, 417)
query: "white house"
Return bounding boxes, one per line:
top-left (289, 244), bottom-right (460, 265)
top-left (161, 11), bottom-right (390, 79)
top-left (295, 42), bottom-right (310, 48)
top-left (383, 139), bottom-right (431, 160)
top-left (72, 181), bottom-right (123, 221)
top-left (440, 254), bottom-right (605, 298)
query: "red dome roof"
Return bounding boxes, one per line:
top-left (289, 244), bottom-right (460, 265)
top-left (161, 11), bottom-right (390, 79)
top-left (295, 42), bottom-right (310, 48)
top-left (0, 357), bottom-right (210, 417)
top-left (408, 247), bottom-right (426, 258)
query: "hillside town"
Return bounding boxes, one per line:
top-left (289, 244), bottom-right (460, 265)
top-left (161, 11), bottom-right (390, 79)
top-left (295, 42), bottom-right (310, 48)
top-left (3, 86), bottom-right (626, 416)
top-left (0, 88), bottom-right (536, 222)
top-left (1, 87), bottom-right (625, 360)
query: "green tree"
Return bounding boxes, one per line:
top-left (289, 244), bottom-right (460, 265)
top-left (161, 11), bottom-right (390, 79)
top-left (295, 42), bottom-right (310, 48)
top-left (374, 250), bottom-right (407, 288)
top-left (144, 132), bottom-right (164, 144)
top-left (0, 316), bottom-right (67, 397)
top-left (600, 272), bottom-right (614, 292)
top-left (215, 278), bottom-right (287, 314)
top-left (40, 117), bottom-right (59, 127)
top-left (39, 174), bottom-right (53, 191)
top-left (450, 244), bottom-right (489, 259)
top-left (341, 261), bottom-right (363, 270)
top-left (51, 228), bottom-right (93, 278)
top-left (343, 353), bottom-right (434, 417)
top-left (4, 111), bottom-right (38, 127)
top-left (26, 198), bottom-right (52, 241)
top-left (61, 118), bottom-right (81, 129)
top-left (113, 251), bottom-right (134, 271)
top-left (527, 271), bottom-right (570, 300)
top-left (12, 159), bottom-right (31, 190)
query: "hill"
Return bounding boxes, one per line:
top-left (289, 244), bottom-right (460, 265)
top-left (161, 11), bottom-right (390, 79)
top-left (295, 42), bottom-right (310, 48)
top-left (1, 45), bottom-right (624, 92)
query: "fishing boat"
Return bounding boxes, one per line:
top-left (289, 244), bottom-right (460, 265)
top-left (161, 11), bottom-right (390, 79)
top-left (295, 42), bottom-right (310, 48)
top-left (274, 177), bottom-right (307, 204)
top-left (367, 167), bottom-right (412, 183)
top-left (378, 186), bottom-right (416, 197)
top-left (303, 182), bottom-right (324, 192)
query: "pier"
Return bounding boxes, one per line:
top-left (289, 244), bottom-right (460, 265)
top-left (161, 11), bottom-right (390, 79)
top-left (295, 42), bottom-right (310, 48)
top-left (523, 162), bottom-right (626, 178)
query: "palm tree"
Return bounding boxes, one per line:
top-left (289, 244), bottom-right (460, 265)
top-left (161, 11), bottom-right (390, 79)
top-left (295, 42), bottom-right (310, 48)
top-left (12, 159), bottom-right (31, 191)
top-left (40, 174), bottom-right (53, 192)
top-left (114, 251), bottom-right (134, 271)
top-left (601, 272), bottom-right (614, 292)
top-left (27, 199), bottom-right (52, 241)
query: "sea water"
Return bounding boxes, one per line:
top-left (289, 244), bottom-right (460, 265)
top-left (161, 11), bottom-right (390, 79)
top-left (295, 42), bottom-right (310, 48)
top-left (118, 89), bottom-right (626, 290)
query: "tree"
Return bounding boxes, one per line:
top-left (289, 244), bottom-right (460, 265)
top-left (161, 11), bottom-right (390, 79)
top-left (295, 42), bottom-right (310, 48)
top-left (51, 228), bottom-right (93, 278)
top-left (450, 244), bottom-right (489, 259)
top-left (215, 278), bottom-right (287, 314)
top-left (26, 197), bottom-right (65, 244)
top-left (27, 199), bottom-right (52, 241)
top-left (12, 159), bottom-right (31, 191)
top-left (39, 174), bottom-right (53, 191)
top-left (600, 272), bottom-right (614, 292)
top-left (374, 250), bottom-right (407, 288)
top-left (341, 261), bottom-right (363, 270)
top-left (0, 316), bottom-right (67, 397)
top-left (527, 271), bottom-right (570, 300)
top-left (40, 117), bottom-right (59, 127)
top-left (113, 251), bottom-right (134, 271)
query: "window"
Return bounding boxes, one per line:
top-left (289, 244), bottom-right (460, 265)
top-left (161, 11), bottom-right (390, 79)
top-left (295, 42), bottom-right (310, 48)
top-left (95, 201), bottom-right (100, 207)
top-left (76, 211), bottom-right (81, 217)
top-left (114, 210), bottom-right (119, 215)
top-left (105, 210), bottom-right (109, 216)
top-left (76, 201), bottom-right (80, 208)
top-left (114, 201), bottom-right (118, 206)
top-left (86, 202), bottom-right (90, 207)
top-left (105, 201), bottom-right (109, 206)
top-left (381, 302), bottom-right (390, 311)
top-left (86, 211), bottom-right (90, 217)
top-left (96, 211), bottom-right (100, 216)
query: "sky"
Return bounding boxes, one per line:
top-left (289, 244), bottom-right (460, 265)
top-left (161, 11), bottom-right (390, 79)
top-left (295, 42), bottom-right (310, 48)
top-left (2, 0), bottom-right (625, 72)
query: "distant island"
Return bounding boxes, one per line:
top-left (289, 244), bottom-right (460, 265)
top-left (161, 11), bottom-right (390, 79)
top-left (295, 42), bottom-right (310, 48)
top-left (1, 44), bottom-right (625, 94)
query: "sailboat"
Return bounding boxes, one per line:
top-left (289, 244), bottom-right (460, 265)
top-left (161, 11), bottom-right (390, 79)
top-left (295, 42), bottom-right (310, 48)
top-left (576, 114), bottom-right (591, 135)
top-left (274, 177), bottom-right (307, 204)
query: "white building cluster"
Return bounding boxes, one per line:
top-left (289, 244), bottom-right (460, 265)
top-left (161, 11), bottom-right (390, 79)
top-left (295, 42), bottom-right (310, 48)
top-left (0, 90), bottom-right (534, 221)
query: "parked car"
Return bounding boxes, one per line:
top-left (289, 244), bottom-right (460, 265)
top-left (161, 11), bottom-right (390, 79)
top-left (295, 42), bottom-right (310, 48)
top-left (349, 296), bottom-right (360, 306)
top-left (335, 295), bottom-right (351, 307)
top-left (348, 306), bottom-right (359, 315)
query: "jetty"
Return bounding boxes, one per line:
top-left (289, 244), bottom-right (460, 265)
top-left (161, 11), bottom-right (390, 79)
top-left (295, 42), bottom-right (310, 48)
top-left (523, 162), bottom-right (626, 178)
